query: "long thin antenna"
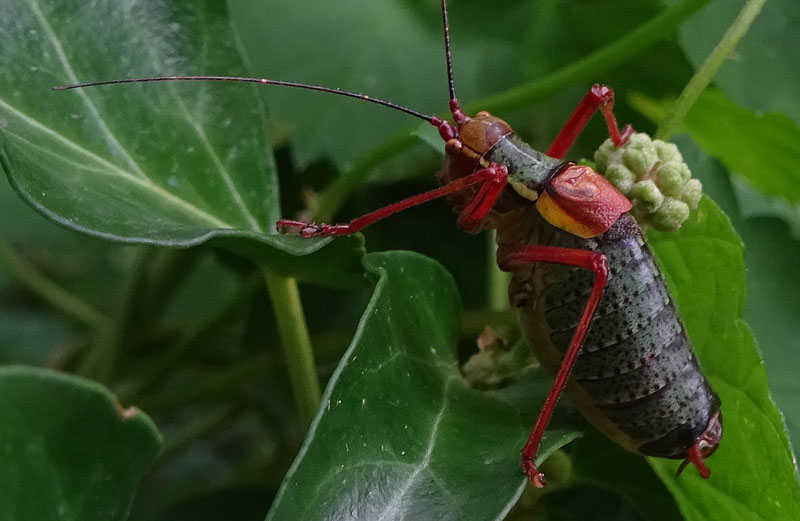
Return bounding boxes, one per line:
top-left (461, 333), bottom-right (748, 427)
top-left (440, 0), bottom-right (457, 102)
top-left (54, 75), bottom-right (434, 123)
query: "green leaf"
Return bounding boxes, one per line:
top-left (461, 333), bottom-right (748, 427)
top-left (731, 177), bottom-right (800, 241)
top-left (646, 198), bottom-right (800, 519)
top-left (0, 365), bottom-right (162, 521)
top-left (0, 0), bottom-right (362, 286)
top-left (229, 0), bottom-right (526, 168)
top-left (734, 215), bottom-right (800, 447)
top-left (632, 90), bottom-right (800, 205)
top-left (674, 0), bottom-right (800, 125)
top-left (664, 135), bottom-right (800, 449)
top-left (266, 251), bottom-right (581, 521)
top-left (0, 310), bottom-right (76, 365)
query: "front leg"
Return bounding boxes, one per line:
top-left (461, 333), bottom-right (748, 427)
top-left (277, 164), bottom-right (508, 237)
top-left (498, 246), bottom-right (609, 487)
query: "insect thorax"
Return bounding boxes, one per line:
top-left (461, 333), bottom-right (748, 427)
top-left (485, 134), bottom-right (564, 201)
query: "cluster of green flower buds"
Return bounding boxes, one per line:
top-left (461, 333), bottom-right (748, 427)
top-left (462, 328), bottom-right (533, 390)
top-left (594, 133), bottom-right (701, 231)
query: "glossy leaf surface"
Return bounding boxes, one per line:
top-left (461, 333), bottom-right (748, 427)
top-left (0, 365), bottom-right (161, 521)
top-left (646, 198), bottom-right (800, 519)
top-left (0, 0), bottom-right (362, 285)
top-left (632, 93), bottom-right (800, 453)
top-left (266, 251), bottom-right (581, 521)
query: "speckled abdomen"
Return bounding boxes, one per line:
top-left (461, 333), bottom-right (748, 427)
top-left (510, 213), bottom-right (720, 459)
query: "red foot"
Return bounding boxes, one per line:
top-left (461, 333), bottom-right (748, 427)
top-left (276, 219), bottom-right (349, 238)
top-left (521, 458), bottom-right (547, 488)
top-left (501, 246), bottom-right (608, 490)
top-left (275, 165), bottom-right (507, 239)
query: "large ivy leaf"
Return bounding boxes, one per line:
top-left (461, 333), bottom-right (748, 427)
top-left (731, 215), bottom-right (800, 445)
top-left (266, 251), bottom-right (581, 521)
top-left (0, 0), bottom-right (363, 286)
top-left (646, 198), bottom-right (800, 519)
top-left (666, 135), bottom-right (800, 449)
top-left (0, 365), bottom-right (162, 521)
top-left (631, 94), bottom-right (800, 458)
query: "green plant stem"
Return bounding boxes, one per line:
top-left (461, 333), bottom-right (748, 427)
top-left (473, 0), bottom-right (711, 116)
top-left (127, 274), bottom-right (262, 400)
top-left (486, 231), bottom-right (510, 311)
top-left (262, 268), bottom-right (320, 426)
top-left (310, 133), bottom-right (418, 222)
top-left (79, 248), bottom-right (151, 383)
top-left (656, 0), bottom-right (768, 139)
top-left (131, 248), bottom-right (203, 342)
top-left (309, 0), bottom-right (710, 221)
top-left (137, 327), bottom-right (358, 412)
top-left (140, 352), bottom-right (276, 413)
top-left (0, 238), bottom-right (112, 332)
top-left (156, 405), bottom-right (242, 466)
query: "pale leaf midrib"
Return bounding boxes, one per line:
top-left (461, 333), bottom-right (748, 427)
top-left (27, 0), bottom-right (148, 180)
top-left (132, 12), bottom-right (264, 233)
top-left (0, 99), bottom-right (231, 228)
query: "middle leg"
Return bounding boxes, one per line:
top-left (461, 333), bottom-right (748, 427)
top-left (499, 245), bottom-right (609, 487)
top-left (547, 84), bottom-right (633, 159)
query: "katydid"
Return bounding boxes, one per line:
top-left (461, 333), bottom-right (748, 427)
top-left (56, 0), bottom-right (722, 488)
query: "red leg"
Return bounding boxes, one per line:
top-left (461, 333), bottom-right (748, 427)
top-left (457, 168), bottom-right (508, 232)
top-left (498, 246), bottom-right (609, 487)
top-left (546, 84), bottom-right (633, 159)
top-left (276, 164), bottom-right (508, 237)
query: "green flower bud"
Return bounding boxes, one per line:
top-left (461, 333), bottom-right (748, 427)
top-left (629, 205), bottom-right (648, 225)
top-left (651, 198), bottom-right (690, 231)
top-left (622, 148), bottom-right (650, 175)
top-left (594, 139), bottom-right (616, 172)
top-left (655, 140), bottom-right (681, 163)
top-left (462, 350), bottom-right (503, 388)
top-left (682, 179), bottom-right (703, 209)
top-left (462, 332), bottom-right (532, 389)
top-left (627, 132), bottom-right (653, 149)
top-left (630, 180), bottom-right (664, 213)
top-left (605, 163), bottom-right (636, 194)
top-left (656, 162), bottom-right (690, 196)
top-left (594, 132), bottom-right (701, 231)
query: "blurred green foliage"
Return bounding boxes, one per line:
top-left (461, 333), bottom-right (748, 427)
top-left (0, 0), bottom-right (798, 520)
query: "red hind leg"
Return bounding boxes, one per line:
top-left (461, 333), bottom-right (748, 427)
top-left (277, 164), bottom-right (508, 237)
top-left (547, 84), bottom-right (633, 159)
top-left (498, 246), bottom-right (609, 487)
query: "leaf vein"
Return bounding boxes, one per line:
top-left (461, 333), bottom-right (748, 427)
top-left (27, 0), bottom-right (149, 180)
top-left (0, 120), bottom-right (230, 228)
top-left (375, 376), bottom-right (461, 521)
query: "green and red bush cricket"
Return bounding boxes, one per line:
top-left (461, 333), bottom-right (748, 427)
top-left (55, 0), bottom-right (722, 489)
